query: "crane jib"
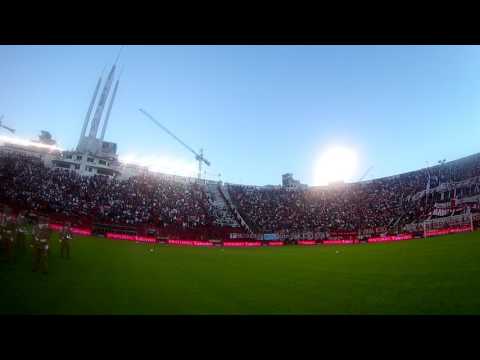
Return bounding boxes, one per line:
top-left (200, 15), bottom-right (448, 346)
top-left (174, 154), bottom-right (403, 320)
top-left (0, 115), bottom-right (15, 134)
top-left (139, 109), bottom-right (210, 167)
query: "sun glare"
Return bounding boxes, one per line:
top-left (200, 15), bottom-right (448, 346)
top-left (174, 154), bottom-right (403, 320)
top-left (314, 146), bottom-right (358, 186)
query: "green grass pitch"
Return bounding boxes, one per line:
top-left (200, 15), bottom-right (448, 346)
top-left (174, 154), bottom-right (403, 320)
top-left (1, 231), bottom-right (480, 314)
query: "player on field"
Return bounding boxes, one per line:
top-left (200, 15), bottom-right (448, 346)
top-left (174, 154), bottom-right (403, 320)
top-left (4, 215), bottom-right (17, 263)
top-left (32, 216), bottom-right (51, 274)
top-left (0, 211), bottom-right (5, 260)
top-left (0, 207), bottom-right (13, 262)
top-left (15, 211), bottom-right (27, 253)
top-left (60, 222), bottom-right (72, 259)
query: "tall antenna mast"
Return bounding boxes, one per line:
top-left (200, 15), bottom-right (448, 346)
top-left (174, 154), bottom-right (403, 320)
top-left (100, 78), bottom-right (120, 141)
top-left (88, 65), bottom-right (116, 138)
top-left (78, 75), bottom-right (102, 149)
top-left (100, 48), bottom-right (124, 141)
top-left (114, 45), bottom-right (125, 65)
top-left (88, 46), bottom-right (124, 140)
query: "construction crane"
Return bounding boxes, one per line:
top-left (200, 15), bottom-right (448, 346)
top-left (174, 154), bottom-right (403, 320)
top-left (358, 166), bottom-right (373, 182)
top-left (0, 115), bottom-right (15, 134)
top-left (139, 109), bottom-right (211, 179)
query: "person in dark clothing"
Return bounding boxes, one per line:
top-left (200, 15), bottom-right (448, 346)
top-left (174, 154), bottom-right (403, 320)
top-left (60, 222), bottom-right (72, 259)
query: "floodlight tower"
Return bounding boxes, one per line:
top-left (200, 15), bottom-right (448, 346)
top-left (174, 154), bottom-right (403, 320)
top-left (139, 109), bottom-right (211, 180)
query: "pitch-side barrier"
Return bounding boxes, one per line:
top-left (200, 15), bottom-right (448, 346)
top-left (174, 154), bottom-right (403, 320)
top-left (46, 223), bottom-right (475, 247)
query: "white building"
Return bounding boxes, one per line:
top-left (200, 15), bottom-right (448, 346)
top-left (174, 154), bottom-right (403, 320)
top-left (0, 59), bottom-right (220, 184)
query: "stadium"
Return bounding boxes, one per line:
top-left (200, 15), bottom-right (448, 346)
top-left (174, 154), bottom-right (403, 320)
top-left (1, 46), bottom-right (480, 315)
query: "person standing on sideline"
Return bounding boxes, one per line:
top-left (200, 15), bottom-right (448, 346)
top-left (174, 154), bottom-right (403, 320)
top-left (0, 211), bottom-right (6, 260)
top-left (15, 211), bottom-right (27, 253)
top-left (0, 207), bottom-right (13, 262)
top-left (60, 222), bottom-right (72, 259)
top-left (33, 216), bottom-right (50, 274)
top-left (4, 215), bottom-right (16, 263)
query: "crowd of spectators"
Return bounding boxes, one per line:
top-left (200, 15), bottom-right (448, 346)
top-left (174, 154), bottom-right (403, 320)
top-left (228, 153), bottom-right (480, 234)
top-left (3, 151), bottom-right (480, 237)
top-left (228, 182), bottom-right (419, 234)
top-left (0, 153), bottom-right (219, 235)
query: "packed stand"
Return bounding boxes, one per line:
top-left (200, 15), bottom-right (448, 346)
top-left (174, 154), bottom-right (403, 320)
top-left (228, 153), bottom-right (480, 234)
top-left (3, 151), bottom-right (480, 238)
top-left (0, 153), bottom-right (221, 237)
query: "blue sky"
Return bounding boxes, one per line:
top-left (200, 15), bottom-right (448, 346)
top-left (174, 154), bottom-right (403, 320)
top-left (1, 45), bottom-right (480, 186)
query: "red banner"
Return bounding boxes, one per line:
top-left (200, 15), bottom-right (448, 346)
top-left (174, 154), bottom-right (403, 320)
top-left (425, 226), bottom-right (471, 238)
top-left (223, 241), bottom-right (262, 247)
top-left (323, 239), bottom-right (356, 245)
top-left (298, 240), bottom-right (317, 245)
top-left (71, 228), bottom-right (92, 236)
top-left (168, 239), bottom-right (212, 246)
top-left (106, 232), bottom-right (156, 243)
top-left (267, 241), bottom-right (284, 246)
top-left (49, 223), bottom-right (92, 236)
top-left (49, 224), bottom-right (64, 231)
top-left (368, 234), bottom-right (413, 243)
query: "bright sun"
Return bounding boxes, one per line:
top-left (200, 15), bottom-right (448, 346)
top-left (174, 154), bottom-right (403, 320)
top-left (314, 146), bottom-right (358, 186)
